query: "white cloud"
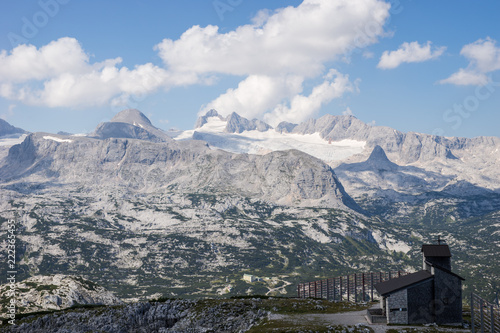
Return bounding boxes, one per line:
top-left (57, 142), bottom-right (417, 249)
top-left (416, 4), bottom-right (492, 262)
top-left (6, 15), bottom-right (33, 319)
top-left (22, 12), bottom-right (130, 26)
top-left (342, 107), bottom-right (354, 116)
top-left (363, 51), bottom-right (375, 59)
top-left (438, 69), bottom-right (488, 86)
top-left (0, 0), bottom-right (391, 121)
top-left (156, 0), bottom-right (390, 78)
top-left (439, 37), bottom-right (500, 86)
top-left (191, 0), bottom-right (389, 124)
top-left (0, 38), bottom-right (89, 83)
top-left (377, 41), bottom-right (446, 69)
top-left (1, 104), bottom-right (16, 120)
top-left (201, 75), bottom-right (304, 119)
top-left (263, 70), bottom-right (356, 126)
top-left (0, 38), bottom-right (177, 108)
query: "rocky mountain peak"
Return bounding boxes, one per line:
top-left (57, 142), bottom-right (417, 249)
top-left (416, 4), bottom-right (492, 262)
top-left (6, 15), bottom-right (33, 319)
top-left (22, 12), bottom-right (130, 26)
top-left (225, 112), bottom-right (273, 133)
top-left (195, 109), bottom-right (224, 128)
top-left (365, 145), bottom-right (398, 171)
top-left (204, 109), bottom-right (220, 118)
top-left (368, 145), bottom-right (390, 162)
top-left (110, 109), bottom-right (153, 127)
top-left (275, 121), bottom-right (298, 133)
top-left (91, 109), bottom-right (171, 143)
top-left (0, 118), bottom-right (27, 137)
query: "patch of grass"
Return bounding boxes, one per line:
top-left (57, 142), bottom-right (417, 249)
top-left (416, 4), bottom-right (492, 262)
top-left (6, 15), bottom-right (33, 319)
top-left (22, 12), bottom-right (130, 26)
top-left (35, 284), bottom-right (58, 292)
top-left (148, 296), bottom-right (179, 303)
top-left (248, 320), bottom-right (374, 333)
top-left (0, 304), bottom-right (110, 327)
top-left (386, 329), bottom-right (455, 333)
top-left (230, 295), bottom-right (271, 300)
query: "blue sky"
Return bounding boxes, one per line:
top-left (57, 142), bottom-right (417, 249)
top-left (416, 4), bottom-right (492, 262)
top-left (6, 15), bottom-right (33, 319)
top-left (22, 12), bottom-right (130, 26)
top-left (0, 0), bottom-right (499, 138)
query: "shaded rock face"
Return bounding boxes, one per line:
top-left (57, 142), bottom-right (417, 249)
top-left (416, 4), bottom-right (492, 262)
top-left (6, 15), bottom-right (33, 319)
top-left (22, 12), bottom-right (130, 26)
top-left (92, 109), bottom-right (172, 143)
top-left (364, 145), bottom-right (398, 171)
top-left (224, 112), bottom-right (273, 133)
top-left (4, 299), bottom-right (268, 333)
top-left (0, 119), bottom-right (26, 137)
top-left (0, 275), bottom-right (122, 314)
top-left (275, 121), bottom-right (298, 133)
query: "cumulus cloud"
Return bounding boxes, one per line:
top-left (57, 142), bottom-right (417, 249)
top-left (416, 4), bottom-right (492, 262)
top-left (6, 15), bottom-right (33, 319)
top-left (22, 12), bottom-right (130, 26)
top-left (342, 107), bottom-right (354, 116)
top-left (0, 37), bottom-right (181, 108)
top-left (1, 104), bottom-right (16, 120)
top-left (202, 75), bottom-right (304, 119)
top-left (0, 0), bottom-right (391, 122)
top-left (263, 70), bottom-right (356, 126)
top-left (193, 0), bottom-right (389, 122)
top-left (439, 37), bottom-right (500, 86)
top-left (0, 38), bottom-right (89, 83)
top-left (156, 0), bottom-right (390, 78)
top-left (377, 41), bottom-right (446, 69)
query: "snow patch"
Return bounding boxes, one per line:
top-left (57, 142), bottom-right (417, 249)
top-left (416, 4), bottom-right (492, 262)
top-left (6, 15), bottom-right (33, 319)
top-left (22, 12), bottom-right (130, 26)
top-left (372, 230), bottom-right (411, 253)
top-left (43, 136), bottom-right (73, 143)
top-left (174, 116), bottom-right (366, 162)
top-left (0, 134), bottom-right (27, 146)
top-left (301, 224), bottom-right (331, 243)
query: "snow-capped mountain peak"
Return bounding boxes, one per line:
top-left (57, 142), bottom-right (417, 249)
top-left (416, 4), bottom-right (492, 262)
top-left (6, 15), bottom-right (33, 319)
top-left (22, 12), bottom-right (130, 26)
top-left (176, 110), bottom-right (366, 162)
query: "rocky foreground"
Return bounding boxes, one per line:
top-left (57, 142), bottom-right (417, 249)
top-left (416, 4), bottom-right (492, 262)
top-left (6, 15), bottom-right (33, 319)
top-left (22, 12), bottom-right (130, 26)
top-left (0, 275), bottom-right (122, 315)
top-left (0, 298), bottom-right (370, 333)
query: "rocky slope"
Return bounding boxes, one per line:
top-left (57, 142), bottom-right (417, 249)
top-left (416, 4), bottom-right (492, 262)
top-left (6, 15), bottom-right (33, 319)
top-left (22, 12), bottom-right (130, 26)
top-left (0, 275), bottom-right (122, 314)
top-left (1, 298), bottom-right (267, 332)
top-left (0, 297), bottom-right (374, 333)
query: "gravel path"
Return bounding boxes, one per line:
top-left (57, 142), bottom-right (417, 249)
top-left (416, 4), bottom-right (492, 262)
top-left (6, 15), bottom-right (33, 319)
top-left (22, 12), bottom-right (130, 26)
top-left (268, 306), bottom-right (470, 333)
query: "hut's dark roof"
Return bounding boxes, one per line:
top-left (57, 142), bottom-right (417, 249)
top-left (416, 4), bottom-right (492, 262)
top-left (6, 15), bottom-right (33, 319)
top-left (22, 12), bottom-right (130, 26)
top-left (375, 270), bottom-right (433, 296)
top-left (421, 244), bottom-right (451, 257)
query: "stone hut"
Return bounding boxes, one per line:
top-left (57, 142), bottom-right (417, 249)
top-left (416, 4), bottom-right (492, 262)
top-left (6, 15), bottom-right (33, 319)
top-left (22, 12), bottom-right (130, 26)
top-left (373, 242), bottom-right (464, 325)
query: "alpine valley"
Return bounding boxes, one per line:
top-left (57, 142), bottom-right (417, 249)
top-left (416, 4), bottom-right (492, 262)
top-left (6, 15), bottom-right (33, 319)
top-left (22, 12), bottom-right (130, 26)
top-left (0, 109), bottom-right (499, 309)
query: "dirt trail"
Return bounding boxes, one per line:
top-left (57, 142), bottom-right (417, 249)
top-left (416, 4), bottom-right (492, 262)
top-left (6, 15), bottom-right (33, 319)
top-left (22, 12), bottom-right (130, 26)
top-left (268, 306), bottom-right (470, 332)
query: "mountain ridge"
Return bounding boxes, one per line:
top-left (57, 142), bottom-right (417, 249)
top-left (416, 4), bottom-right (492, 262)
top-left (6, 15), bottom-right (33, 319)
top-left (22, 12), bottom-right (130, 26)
top-left (0, 118), bottom-right (26, 137)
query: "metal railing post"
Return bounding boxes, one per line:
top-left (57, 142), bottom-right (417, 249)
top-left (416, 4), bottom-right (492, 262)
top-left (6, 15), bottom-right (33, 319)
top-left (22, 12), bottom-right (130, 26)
top-left (339, 276), bottom-right (342, 301)
top-left (333, 278), bottom-right (336, 302)
top-left (362, 273), bottom-right (365, 302)
top-left (490, 305), bottom-right (494, 333)
top-left (354, 274), bottom-right (357, 303)
top-left (481, 298), bottom-right (485, 333)
top-left (370, 272), bottom-right (374, 302)
top-left (347, 275), bottom-right (350, 302)
top-left (471, 293), bottom-right (475, 333)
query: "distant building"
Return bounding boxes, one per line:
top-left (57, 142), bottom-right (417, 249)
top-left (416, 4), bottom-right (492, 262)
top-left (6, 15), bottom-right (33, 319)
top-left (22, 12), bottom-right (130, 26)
top-left (374, 241), bottom-right (464, 325)
top-left (243, 274), bottom-right (258, 283)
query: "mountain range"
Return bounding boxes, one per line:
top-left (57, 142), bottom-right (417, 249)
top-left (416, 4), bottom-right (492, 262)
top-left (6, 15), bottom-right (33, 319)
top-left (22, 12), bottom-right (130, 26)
top-left (0, 109), bottom-right (498, 303)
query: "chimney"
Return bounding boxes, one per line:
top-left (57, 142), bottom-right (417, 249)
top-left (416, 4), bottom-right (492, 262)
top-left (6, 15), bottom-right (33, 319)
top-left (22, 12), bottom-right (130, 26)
top-left (421, 238), bottom-right (452, 271)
